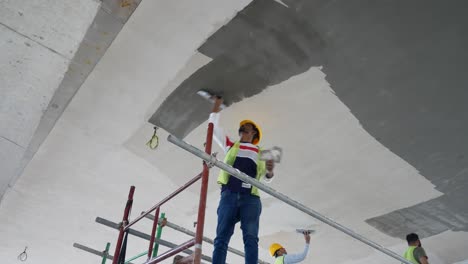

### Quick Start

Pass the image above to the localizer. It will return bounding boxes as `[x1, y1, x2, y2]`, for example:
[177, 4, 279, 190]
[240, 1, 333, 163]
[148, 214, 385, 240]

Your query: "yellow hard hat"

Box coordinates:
[269, 243, 283, 257]
[239, 119, 262, 145]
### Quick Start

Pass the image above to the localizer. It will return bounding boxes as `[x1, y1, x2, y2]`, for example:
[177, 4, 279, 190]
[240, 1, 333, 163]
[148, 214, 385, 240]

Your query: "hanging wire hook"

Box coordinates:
[17, 246, 28, 261]
[146, 127, 159, 150]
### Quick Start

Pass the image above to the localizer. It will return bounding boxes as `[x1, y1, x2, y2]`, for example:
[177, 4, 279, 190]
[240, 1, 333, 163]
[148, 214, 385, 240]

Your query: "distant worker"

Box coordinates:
[403, 233, 429, 264]
[269, 232, 311, 264]
[173, 255, 194, 264]
[210, 96, 275, 264]
[173, 255, 184, 264]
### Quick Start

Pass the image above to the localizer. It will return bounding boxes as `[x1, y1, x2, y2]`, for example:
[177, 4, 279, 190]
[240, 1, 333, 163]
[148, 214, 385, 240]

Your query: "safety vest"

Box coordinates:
[403, 246, 419, 264]
[274, 256, 285, 264]
[217, 141, 266, 196]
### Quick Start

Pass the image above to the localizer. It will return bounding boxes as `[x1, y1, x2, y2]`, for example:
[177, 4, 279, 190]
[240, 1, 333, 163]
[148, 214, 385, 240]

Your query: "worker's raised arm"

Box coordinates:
[209, 97, 233, 153]
[284, 233, 310, 264]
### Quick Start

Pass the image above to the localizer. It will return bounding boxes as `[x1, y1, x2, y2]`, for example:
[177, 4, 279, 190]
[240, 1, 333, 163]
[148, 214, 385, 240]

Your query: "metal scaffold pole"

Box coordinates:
[193, 122, 214, 264]
[112, 186, 135, 264]
[102, 242, 111, 264]
[144, 214, 270, 264]
[167, 135, 413, 264]
[152, 212, 166, 257]
[147, 207, 161, 260]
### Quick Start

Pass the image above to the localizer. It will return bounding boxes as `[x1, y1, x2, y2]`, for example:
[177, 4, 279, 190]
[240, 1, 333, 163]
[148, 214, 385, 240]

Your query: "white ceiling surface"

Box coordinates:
[0, 0, 100, 197]
[1, 1, 467, 264]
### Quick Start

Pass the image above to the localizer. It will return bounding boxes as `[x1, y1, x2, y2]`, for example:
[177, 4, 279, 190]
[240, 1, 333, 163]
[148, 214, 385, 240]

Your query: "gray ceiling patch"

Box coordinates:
[149, 0, 468, 238]
[149, 0, 324, 138]
[284, 0, 468, 238]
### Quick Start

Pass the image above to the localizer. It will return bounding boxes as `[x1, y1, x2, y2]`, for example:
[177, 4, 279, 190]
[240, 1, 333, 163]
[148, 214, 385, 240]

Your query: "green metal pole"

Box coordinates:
[123, 213, 166, 263]
[101, 242, 111, 264]
[124, 251, 148, 263]
[123, 213, 166, 264]
[152, 212, 165, 257]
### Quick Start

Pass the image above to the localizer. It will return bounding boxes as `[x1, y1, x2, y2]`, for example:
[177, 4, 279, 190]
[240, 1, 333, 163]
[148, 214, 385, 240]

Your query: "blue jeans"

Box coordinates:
[212, 190, 262, 264]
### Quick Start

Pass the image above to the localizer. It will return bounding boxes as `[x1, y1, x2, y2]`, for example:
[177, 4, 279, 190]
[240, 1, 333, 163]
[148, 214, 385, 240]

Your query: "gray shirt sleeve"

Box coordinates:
[413, 247, 428, 263]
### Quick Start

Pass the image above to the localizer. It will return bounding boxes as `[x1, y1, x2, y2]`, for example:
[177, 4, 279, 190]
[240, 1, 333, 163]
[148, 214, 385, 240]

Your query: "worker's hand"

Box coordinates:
[266, 160, 275, 178]
[212, 96, 224, 113]
[160, 217, 167, 228]
[304, 232, 311, 244]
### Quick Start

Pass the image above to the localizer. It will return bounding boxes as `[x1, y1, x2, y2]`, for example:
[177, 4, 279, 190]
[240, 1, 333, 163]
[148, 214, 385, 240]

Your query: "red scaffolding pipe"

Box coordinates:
[112, 186, 135, 264]
[147, 207, 160, 260]
[124, 173, 202, 231]
[193, 122, 214, 264]
[112, 120, 213, 263]
[144, 239, 195, 264]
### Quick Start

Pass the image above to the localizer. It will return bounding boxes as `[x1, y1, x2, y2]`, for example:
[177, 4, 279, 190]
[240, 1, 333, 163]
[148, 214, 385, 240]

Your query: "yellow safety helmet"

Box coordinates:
[269, 243, 283, 257]
[239, 119, 262, 145]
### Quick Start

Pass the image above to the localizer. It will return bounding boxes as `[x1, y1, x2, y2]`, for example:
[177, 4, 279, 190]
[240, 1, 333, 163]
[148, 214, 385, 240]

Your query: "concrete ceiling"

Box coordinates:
[0, 0, 142, 201]
[1, 0, 467, 264]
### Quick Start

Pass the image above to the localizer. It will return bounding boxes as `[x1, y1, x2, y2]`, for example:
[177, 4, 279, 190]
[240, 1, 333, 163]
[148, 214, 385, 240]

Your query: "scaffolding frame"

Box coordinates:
[167, 135, 414, 264]
[109, 122, 215, 264]
[111, 173, 206, 264]
[95, 217, 214, 263]
[75, 196, 269, 263]
[85, 116, 413, 264]
[143, 213, 269, 264]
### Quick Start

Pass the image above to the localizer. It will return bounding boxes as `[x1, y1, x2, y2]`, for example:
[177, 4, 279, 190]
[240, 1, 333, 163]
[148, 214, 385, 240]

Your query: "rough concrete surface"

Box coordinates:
[150, 0, 468, 257]
[0, 0, 100, 199]
[1, 0, 468, 264]
[7, 0, 143, 199]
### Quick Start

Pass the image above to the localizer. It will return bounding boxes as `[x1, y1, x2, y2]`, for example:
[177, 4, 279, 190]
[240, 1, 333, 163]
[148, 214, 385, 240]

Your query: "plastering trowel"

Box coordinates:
[259, 146, 283, 163]
[296, 229, 315, 235]
[197, 90, 226, 109]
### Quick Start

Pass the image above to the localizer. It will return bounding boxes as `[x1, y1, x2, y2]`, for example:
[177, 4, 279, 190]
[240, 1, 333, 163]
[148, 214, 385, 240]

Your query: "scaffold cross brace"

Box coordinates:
[204, 152, 218, 168]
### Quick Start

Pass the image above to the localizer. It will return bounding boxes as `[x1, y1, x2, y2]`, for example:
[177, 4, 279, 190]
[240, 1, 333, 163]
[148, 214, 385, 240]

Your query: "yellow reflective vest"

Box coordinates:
[217, 141, 266, 196]
[403, 246, 419, 264]
[274, 256, 285, 264]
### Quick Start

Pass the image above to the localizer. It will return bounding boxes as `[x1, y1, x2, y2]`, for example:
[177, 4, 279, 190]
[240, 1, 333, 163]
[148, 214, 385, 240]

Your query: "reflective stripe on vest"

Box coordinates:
[217, 141, 266, 196]
[274, 256, 285, 264]
[403, 246, 419, 264]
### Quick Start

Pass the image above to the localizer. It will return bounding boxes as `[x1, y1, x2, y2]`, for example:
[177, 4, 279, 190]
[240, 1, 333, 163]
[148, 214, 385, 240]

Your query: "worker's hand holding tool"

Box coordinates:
[266, 160, 275, 174]
[212, 96, 224, 113]
[303, 231, 311, 244]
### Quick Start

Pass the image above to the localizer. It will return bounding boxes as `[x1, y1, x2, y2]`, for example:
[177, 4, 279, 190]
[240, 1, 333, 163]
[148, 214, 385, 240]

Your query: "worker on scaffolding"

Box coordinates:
[209, 96, 275, 264]
[269, 232, 311, 264]
[173, 255, 193, 264]
[403, 233, 429, 264]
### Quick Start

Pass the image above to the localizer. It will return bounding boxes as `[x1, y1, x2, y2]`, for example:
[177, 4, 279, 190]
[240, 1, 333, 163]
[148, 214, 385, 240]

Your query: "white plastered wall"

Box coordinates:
[0, 0, 100, 198]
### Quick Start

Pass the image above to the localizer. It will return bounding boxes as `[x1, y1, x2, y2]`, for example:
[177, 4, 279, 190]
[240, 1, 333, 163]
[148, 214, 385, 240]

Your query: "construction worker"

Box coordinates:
[172, 255, 193, 264]
[210, 96, 275, 264]
[403, 233, 429, 264]
[269, 232, 311, 264]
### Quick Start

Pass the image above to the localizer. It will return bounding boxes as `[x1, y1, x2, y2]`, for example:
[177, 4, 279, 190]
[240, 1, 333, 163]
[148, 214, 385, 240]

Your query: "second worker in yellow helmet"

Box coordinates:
[269, 231, 311, 264]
